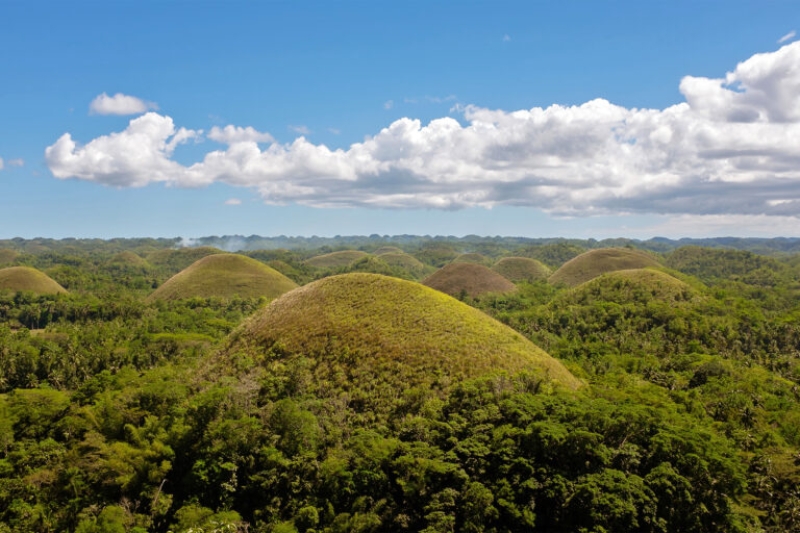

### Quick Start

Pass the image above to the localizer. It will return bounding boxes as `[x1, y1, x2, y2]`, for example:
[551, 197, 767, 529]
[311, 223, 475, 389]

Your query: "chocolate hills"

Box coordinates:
[558, 269, 696, 306]
[548, 247, 662, 287]
[0, 266, 67, 295]
[222, 273, 581, 396]
[0, 249, 18, 266]
[492, 257, 551, 283]
[304, 250, 369, 269]
[422, 262, 516, 298]
[147, 254, 298, 301]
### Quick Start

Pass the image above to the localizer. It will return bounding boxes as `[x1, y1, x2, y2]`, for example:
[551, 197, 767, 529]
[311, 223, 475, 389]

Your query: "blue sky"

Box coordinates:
[2, 1, 800, 239]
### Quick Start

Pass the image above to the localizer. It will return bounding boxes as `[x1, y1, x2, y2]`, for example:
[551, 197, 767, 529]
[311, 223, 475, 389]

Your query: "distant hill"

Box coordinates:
[304, 250, 369, 269]
[549, 248, 662, 287]
[378, 252, 427, 275]
[107, 251, 149, 268]
[452, 252, 491, 265]
[222, 273, 582, 399]
[665, 246, 788, 285]
[492, 257, 551, 283]
[423, 263, 516, 298]
[147, 254, 298, 301]
[0, 266, 67, 295]
[558, 269, 697, 306]
[0, 249, 19, 265]
[145, 246, 224, 273]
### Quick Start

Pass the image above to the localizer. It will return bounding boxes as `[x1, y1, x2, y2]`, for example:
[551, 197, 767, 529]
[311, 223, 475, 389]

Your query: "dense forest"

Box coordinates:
[2, 236, 800, 532]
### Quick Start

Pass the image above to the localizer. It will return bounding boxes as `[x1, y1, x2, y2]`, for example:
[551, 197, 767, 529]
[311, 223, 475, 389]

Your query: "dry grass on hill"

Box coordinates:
[492, 257, 551, 283]
[452, 252, 491, 265]
[107, 251, 149, 267]
[0, 249, 19, 265]
[222, 273, 582, 393]
[0, 266, 67, 295]
[558, 269, 697, 306]
[147, 254, 298, 302]
[423, 262, 516, 298]
[304, 250, 369, 269]
[548, 247, 662, 287]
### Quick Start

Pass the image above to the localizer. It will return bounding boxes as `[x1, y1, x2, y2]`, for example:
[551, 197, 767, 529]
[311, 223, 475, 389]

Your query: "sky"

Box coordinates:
[2, 1, 800, 240]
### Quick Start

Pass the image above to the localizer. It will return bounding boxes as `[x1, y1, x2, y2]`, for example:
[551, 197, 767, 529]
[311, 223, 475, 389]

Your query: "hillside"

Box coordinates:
[548, 247, 662, 286]
[0, 266, 67, 294]
[557, 269, 697, 306]
[665, 245, 788, 285]
[493, 256, 551, 282]
[304, 250, 369, 269]
[0, 249, 18, 265]
[223, 273, 581, 395]
[147, 253, 298, 301]
[423, 262, 517, 298]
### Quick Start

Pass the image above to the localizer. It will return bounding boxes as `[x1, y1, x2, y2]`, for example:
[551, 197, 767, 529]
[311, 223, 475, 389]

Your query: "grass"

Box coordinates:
[147, 253, 298, 302]
[452, 252, 491, 265]
[373, 246, 404, 255]
[0, 266, 67, 295]
[423, 262, 517, 298]
[107, 251, 149, 267]
[376, 252, 427, 273]
[145, 246, 224, 272]
[492, 257, 551, 282]
[548, 247, 662, 287]
[304, 250, 369, 269]
[223, 273, 582, 392]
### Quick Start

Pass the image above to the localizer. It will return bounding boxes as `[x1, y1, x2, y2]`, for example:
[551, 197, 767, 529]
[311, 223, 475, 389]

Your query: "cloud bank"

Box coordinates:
[89, 92, 158, 115]
[48, 43, 800, 218]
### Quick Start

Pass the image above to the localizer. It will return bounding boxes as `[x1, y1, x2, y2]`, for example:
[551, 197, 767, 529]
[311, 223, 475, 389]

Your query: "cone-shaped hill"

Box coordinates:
[107, 251, 149, 268]
[548, 247, 662, 287]
[557, 269, 697, 306]
[493, 257, 551, 283]
[452, 252, 491, 265]
[373, 246, 404, 255]
[222, 273, 582, 396]
[304, 250, 369, 269]
[423, 262, 516, 298]
[0, 266, 67, 295]
[147, 254, 298, 302]
[378, 252, 427, 276]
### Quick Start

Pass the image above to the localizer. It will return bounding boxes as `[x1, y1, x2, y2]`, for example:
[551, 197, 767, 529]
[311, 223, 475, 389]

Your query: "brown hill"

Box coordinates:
[492, 257, 551, 283]
[423, 263, 516, 298]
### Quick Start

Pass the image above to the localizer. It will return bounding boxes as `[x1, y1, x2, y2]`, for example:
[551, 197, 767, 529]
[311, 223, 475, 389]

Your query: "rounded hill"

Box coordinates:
[107, 251, 149, 268]
[147, 254, 298, 302]
[0, 267, 67, 295]
[224, 273, 581, 392]
[423, 263, 516, 298]
[559, 269, 696, 306]
[0, 249, 19, 265]
[492, 257, 551, 283]
[304, 250, 369, 269]
[548, 247, 662, 287]
[452, 252, 491, 265]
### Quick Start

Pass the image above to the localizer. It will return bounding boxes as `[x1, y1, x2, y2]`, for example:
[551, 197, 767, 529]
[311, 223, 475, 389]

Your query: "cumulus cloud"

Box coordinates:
[208, 125, 274, 144]
[224, 198, 242, 205]
[46, 42, 800, 218]
[7, 158, 24, 167]
[89, 92, 158, 115]
[779, 30, 796, 44]
[289, 125, 311, 135]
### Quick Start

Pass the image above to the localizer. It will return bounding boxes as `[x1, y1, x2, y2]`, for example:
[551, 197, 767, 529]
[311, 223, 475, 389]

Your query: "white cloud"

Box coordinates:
[289, 125, 311, 135]
[0, 158, 3, 170]
[224, 198, 242, 205]
[384, 100, 394, 110]
[779, 30, 796, 44]
[89, 92, 158, 116]
[208, 125, 274, 144]
[7, 158, 24, 167]
[328, 128, 341, 135]
[46, 42, 800, 220]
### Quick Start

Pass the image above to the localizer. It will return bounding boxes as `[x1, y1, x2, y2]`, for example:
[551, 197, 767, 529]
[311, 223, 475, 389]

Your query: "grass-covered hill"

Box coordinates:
[372, 245, 404, 255]
[147, 254, 298, 301]
[0, 266, 67, 295]
[493, 256, 551, 282]
[304, 250, 369, 269]
[665, 245, 789, 286]
[452, 252, 491, 265]
[145, 246, 224, 273]
[0, 248, 18, 265]
[548, 247, 662, 286]
[556, 269, 697, 306]
[107, 250, 149, 268]
[423, 262, 517, 298]
[222, 273, 582, 397]
[370, 251, 428, 277]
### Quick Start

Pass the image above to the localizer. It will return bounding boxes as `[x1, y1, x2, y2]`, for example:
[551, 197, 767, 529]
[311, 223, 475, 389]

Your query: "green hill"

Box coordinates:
[223, 273, 581, 395]
[0, 266, 67, 295]
[376, 252, 427, 276]
[107, 250, 149, 268]
[304, 250, 369, 269]
[558, 269, 697, 306]
[423, 262, 516, 298]
[452, 252, 491, 265]
[147, 254, 298, 302]
[492, 256, 551, 282]
[548, 247, 662, 287]
[665, 246, 787, 285]
[145, 246, 224, 273]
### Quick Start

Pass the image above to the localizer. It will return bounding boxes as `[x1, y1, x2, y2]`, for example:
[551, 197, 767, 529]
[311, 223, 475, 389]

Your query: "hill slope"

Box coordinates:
[304, 250, 369, 269]
[549, 247, 661, 287]
[147, 254, 298, 301]
[423, 262, 516, 298]
[559, 269, 696, 306]
[223, 273, 581, 394]
[493, 257, 551, 282]
[0, 266, 67, 294]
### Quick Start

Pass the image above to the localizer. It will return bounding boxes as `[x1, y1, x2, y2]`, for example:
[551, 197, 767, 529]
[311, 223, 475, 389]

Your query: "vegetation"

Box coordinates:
[3, 237, 800, 532]
[549, 247, 662, 287]
[452, 252, 491, 265]
[147, 254, 298, 302]
[423, 263, 517, 299]
[304, 251, 369, 269]
[492, 257, 551, 283]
